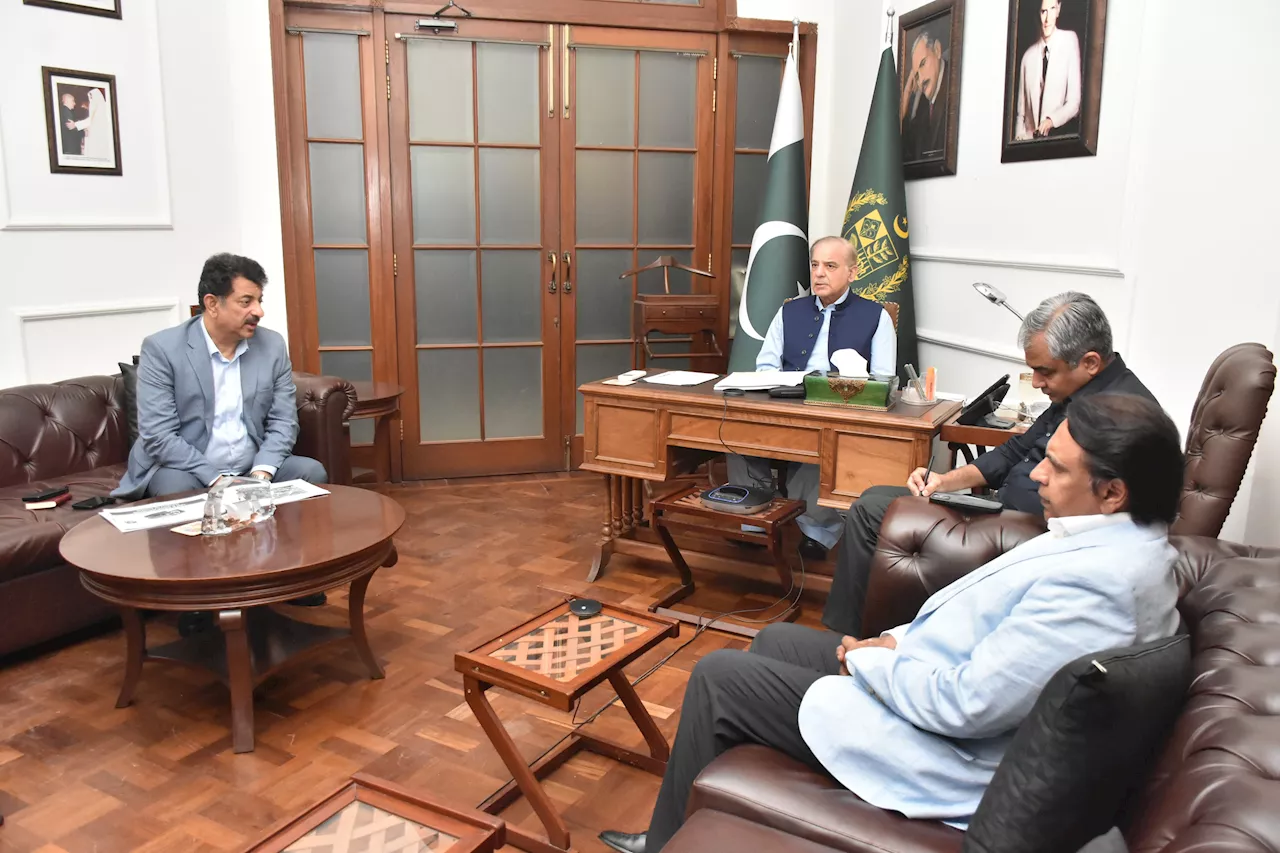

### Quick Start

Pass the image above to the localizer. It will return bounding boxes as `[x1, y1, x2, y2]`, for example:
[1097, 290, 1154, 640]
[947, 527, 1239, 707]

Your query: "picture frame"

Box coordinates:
[897, 0, 965, 180]
[42, 66, 122, 176]
[23, 0, 121, 19]
[1001, 0, 1108, 163]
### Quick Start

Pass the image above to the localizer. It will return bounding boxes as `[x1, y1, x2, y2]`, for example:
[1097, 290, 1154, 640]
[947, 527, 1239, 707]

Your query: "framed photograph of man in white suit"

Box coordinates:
[1001, 0, 1107, 162]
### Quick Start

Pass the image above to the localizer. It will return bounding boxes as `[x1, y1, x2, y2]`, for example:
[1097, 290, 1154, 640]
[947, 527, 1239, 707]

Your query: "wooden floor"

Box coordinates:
[0, 474, 829, 852]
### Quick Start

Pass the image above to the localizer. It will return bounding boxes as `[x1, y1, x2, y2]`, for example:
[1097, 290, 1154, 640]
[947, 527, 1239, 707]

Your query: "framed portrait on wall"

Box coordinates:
[1001, 0, 1108, 162]
[42, 67, 122, 176]
[897, 0, 965, 180]
[23, 0, 121, 19]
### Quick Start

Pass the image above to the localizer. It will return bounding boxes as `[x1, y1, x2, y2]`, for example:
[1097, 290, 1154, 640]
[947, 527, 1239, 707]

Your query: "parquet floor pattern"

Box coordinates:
[0, 474, 827, 853]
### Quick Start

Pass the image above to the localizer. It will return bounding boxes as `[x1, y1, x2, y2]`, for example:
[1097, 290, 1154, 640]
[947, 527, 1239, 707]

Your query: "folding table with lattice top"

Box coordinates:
[455, 601, 679, 853]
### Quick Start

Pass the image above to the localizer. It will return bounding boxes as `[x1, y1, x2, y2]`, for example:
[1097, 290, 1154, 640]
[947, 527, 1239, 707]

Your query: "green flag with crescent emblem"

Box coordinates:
[728, 41, 809, 372]
[842, 47, 917, 382]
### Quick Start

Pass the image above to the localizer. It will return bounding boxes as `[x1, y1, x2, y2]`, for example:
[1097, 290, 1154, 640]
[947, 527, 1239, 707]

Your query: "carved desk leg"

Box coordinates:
[588, 474, 618, 582]
[219, 609, 256, 754]
[115, 606, 146, 709]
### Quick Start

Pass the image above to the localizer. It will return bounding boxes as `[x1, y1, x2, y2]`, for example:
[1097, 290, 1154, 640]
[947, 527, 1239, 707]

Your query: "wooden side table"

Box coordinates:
[249, 773, 505, 852]
[456, 602, 679, 853]
[939, 415, 1030, 468]
[650, 484, 806, 638]
[349, 381, 403, 485]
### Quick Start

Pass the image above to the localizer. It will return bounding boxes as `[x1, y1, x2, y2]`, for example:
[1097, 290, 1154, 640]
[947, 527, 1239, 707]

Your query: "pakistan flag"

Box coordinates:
[729, 42, 808, 372]
[842, 47, 917, 381]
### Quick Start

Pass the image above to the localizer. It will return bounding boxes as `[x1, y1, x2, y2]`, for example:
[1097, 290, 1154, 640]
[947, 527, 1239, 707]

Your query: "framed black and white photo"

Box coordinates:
[1001, 0, 1107, 162]
[23, 0, 121, 19]
[42, 67, 122, 176]
[898, 0, 965, 180]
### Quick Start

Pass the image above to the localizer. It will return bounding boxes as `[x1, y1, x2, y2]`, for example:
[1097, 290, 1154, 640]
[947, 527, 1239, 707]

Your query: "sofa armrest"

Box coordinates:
[861, 497, 1046, 637]
[292, 372, 356, 486]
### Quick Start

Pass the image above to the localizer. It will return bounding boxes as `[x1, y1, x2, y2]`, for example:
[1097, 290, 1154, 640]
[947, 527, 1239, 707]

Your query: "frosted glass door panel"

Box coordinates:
[734, 56, 783, 151]
[320, 350, 373, 444]
[479, 149, 540, 245]
[303, 33, 362, 140]
[480, 250, 541, 343]
[477, 43, 540, 144]
[415, 250, 478, 344]
[576, 250, 633, 340]
[638, 152, 693, 245]
[576, 49, 635, 146]
[576, 151, 634, 244]
[639, 53, 696, 148]
[407, 40, 474, 143]
[309, 143, 368, 245]
[484, 347, 543, 438]
[314, 249, 372, 346]
[411, 146, 476, 245]
[418, 349, 481, 441]
[731, 153, 767, 245]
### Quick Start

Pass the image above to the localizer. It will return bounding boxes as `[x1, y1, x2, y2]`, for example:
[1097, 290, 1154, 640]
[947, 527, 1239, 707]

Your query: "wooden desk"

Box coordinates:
[579, 378, 961, 578]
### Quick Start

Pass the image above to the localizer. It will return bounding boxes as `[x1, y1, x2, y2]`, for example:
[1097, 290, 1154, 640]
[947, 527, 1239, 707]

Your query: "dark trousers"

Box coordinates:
[646, 623, 843, 852]
[821, 485, 910, 638]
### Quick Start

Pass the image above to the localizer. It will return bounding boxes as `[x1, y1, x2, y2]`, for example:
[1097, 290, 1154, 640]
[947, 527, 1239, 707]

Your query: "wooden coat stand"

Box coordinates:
[621, 256, 722, 371]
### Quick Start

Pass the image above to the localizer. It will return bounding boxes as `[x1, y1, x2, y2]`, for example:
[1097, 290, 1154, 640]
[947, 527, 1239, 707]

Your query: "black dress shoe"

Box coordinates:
[288, 593, 327, 607]
[599, 830, 646, 853]
[798, 536, 827, 562]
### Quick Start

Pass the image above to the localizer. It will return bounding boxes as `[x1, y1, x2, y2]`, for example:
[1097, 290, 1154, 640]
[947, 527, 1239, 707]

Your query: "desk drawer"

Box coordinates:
[827, 430, 917, 501]
[669, 413, 820, 462]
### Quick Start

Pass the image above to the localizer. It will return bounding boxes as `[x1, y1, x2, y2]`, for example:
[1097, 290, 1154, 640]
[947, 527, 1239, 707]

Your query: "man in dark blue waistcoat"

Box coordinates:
[727, 236, 897, 560]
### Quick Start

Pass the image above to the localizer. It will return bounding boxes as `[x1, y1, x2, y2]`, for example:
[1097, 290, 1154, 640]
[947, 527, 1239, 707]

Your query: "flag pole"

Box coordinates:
[884, 7, 896, 49]
[791, 17, 799, 58]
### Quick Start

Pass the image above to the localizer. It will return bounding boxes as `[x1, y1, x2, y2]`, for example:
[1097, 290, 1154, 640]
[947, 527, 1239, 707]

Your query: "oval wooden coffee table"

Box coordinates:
[59, 484, 405, 753]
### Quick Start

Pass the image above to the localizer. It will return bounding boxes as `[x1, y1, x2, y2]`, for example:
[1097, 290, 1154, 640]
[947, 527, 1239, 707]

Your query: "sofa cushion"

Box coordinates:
[963, 635, 1192, 853]
[664, 808, 843, 853]
[118, 356, 140, 448]
[690, 745, 962, 853]
[0, 465, 126, 583]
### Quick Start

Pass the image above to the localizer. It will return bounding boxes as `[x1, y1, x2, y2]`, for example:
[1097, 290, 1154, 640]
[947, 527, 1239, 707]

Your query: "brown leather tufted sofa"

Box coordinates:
[669, 506, 1280, 852]
[0, 372, 356, 659]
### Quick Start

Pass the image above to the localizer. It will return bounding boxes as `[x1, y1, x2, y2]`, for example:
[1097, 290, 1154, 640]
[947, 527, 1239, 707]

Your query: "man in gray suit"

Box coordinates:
[114, 253, 327, 499]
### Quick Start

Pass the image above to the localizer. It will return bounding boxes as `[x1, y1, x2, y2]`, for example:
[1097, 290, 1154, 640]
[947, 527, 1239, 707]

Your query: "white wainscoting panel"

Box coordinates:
[16, 300, 180, 384]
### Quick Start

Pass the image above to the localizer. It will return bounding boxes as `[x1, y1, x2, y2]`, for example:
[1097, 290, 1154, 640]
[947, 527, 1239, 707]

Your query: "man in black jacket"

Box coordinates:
[822, 291, 1158, 637]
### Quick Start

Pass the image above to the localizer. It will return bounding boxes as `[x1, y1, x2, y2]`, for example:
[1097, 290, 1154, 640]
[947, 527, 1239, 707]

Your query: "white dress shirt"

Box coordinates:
[756, 289, 897, 377]
[201, 323, 274, 483]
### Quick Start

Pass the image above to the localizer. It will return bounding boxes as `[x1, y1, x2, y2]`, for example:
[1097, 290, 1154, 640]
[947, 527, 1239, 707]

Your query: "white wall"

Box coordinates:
[797, 0, 1280, 543]
[0, 0, 286, 388]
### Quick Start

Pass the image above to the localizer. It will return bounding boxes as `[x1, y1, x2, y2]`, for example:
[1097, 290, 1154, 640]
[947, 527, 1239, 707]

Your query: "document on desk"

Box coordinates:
[641, 371, 719, 387]
[713, 371, 807, 391]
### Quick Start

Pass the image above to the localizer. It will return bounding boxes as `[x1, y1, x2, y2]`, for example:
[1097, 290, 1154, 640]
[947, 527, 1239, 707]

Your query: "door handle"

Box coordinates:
[562, 251, 572, 293]
[548, 251, 557, 293]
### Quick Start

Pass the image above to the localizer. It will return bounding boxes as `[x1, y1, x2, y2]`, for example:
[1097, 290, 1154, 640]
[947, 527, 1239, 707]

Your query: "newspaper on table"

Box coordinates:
[99, 479, 330, 533]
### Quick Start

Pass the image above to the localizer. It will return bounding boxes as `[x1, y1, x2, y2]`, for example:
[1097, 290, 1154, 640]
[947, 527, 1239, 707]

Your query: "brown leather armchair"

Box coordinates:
[0, 371, 356, 659]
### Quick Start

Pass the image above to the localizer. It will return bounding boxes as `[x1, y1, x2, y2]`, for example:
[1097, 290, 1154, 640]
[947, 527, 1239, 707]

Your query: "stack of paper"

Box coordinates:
[713, 371, 807, 391]
[640, 371, 718, 387]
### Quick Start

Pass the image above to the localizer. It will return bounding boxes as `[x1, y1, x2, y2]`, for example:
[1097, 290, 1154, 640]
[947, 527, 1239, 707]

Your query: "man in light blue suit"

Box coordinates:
[600, 393, 1183, 853]
[114, 253, 326, 500]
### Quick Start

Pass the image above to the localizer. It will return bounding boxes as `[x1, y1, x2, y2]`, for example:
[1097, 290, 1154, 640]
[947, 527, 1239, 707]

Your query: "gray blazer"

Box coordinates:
[113, 316, 299, 499]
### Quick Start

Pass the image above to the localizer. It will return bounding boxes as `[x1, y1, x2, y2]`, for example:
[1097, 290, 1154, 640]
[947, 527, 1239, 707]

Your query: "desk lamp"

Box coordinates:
[972, 282, 1025, 321]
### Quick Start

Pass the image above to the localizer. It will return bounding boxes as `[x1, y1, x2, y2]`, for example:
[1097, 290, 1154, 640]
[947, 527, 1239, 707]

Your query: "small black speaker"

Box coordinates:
[700, 484, 773, 514]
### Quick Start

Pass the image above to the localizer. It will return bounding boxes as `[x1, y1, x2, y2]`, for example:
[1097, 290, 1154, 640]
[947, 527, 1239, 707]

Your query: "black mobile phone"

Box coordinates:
[72, 495, 116, 510]
[23, 486, 69, 503]
[929, 492, 1004, 514]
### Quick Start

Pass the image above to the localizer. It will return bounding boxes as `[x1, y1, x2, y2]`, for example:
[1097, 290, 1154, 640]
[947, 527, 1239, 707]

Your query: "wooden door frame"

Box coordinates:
[386, 16, 564, 478]
[281, 0, 729, 33]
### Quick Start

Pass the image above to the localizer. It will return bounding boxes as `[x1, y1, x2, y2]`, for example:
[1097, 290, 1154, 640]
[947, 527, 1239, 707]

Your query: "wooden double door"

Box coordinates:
[282, 8, 716, 478]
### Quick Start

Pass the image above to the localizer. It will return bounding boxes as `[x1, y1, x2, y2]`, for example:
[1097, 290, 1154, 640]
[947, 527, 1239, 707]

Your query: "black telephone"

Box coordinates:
[956, 374, 1014, 428]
